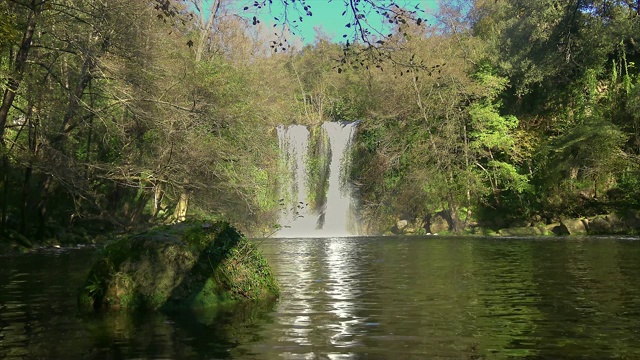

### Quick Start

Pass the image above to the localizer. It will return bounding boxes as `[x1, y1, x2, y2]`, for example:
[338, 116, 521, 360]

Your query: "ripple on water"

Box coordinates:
[2, 238, 640, 359]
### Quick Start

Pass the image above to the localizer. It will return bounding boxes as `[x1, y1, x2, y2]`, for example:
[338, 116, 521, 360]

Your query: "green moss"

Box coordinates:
[78, 221, 278, 311]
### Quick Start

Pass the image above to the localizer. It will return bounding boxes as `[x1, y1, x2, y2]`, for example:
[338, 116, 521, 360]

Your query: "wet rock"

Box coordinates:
[588, 216, 612, 234]
[623, 210, 640, 230]
[396, 220, 408, 231]
[78, 221, 279, 311]
[546, 223, 563, 235]
[391, 219, 413, 235]
[428, 214, 449, 234]
[558, 218, 588, 235]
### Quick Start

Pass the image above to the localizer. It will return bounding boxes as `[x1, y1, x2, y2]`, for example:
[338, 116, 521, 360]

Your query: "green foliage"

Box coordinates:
[305, 127, 330, 209]
[608, 167, 640, 209]
[486, 161, 530, 193]
[0, 4, 20, 51]
[1, 0, 639, 240]
[545, 119, 626, 182]
[469, 102, 518, 154]
[471, 63, 510, 99]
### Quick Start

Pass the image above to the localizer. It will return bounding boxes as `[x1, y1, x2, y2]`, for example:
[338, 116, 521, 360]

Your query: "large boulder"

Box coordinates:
[588, 216, 612, 234]
[78, 221, 279, 311]
[392, 219, 409, 234]
[428, 213, 449, 234]
[558, 218, 588, 235]
[623, 210, 640, 230]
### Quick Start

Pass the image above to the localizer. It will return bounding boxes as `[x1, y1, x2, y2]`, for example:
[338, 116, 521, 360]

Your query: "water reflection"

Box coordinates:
[3, 237, 640, 359]
[274, 237, 316, 349]
[258, 236, 640, 359]
[324, 238, 363, 349]
[263, 237, 366, 358]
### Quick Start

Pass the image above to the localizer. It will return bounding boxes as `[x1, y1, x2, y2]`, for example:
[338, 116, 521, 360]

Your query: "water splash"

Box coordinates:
[276, 122, 360, 238]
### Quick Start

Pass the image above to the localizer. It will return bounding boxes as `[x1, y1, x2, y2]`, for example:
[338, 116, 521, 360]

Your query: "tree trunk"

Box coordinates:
[0, 5, 38, 143]
[33, 55, 93, 237]
[1, 154, 8, 230]
[0, 4, 38, 230]
[463, 122, 472, 228]
[152, 182, 165, 218]
[194, 0, 221, 62]
[51, 56, 94, 149]
[84, 80, 94, 179]
[173, 191, 190, 222]
[36, 175, 54, 239]
[19, 103, 37, 235]
[127, 188, 151, 226]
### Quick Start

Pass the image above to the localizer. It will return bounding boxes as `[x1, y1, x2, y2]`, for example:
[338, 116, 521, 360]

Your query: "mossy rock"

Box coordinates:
[498, 226, 550, 236]
[78, 221, 279, 311]
[558, 218, 588, 236]
[0, 230, 33, 254]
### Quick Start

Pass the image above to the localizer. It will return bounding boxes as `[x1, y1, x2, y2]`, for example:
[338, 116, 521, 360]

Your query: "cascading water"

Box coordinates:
[276, 125, 314, 235]
[320, 122, 359, 236]
[276, 121, 360, 238]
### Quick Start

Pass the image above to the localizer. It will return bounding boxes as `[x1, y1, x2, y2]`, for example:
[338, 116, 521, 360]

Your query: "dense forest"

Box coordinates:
[1, 0, 639, 244]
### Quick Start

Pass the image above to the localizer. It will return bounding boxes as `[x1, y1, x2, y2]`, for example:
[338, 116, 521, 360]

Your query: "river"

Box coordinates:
[1, 236, 640, 359]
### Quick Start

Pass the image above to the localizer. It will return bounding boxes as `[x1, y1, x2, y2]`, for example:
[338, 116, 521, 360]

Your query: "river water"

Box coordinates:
[1, 236, 640, 359]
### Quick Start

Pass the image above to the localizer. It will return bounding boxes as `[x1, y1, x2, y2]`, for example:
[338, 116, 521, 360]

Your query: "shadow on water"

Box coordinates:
[0, 246, 280, 359]
[80, 299, 278, 359]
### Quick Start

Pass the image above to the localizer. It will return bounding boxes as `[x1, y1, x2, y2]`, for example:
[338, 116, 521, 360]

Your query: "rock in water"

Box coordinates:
[558, 218, 588, 235]
[78, 221, 279, 311]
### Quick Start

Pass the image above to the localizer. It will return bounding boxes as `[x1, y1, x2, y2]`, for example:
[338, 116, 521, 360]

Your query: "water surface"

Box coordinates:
[1, 236, 640, 359]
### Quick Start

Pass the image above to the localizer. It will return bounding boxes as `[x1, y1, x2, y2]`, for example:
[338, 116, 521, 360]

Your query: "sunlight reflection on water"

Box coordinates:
[3, 237, 640, 359]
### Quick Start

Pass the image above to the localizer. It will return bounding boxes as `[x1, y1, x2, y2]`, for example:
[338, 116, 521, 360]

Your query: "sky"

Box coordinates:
[233, 0, 439, 46]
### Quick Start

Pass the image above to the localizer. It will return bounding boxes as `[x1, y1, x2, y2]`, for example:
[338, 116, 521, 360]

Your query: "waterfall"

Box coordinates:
[276, 121, 360, 237]
[276, 125, 315, 234]
[320, 122, 358, 236]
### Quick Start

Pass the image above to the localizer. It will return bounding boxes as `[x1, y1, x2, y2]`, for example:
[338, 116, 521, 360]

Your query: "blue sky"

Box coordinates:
[235, 0, 438, 45]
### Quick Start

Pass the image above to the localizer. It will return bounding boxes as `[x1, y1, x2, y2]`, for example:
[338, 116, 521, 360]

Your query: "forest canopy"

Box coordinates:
[0, 0, 639, 241]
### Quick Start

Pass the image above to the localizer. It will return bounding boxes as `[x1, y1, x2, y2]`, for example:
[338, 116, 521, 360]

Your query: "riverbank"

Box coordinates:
[387, 210, 640, 237]
[0, 225, 122, 255]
